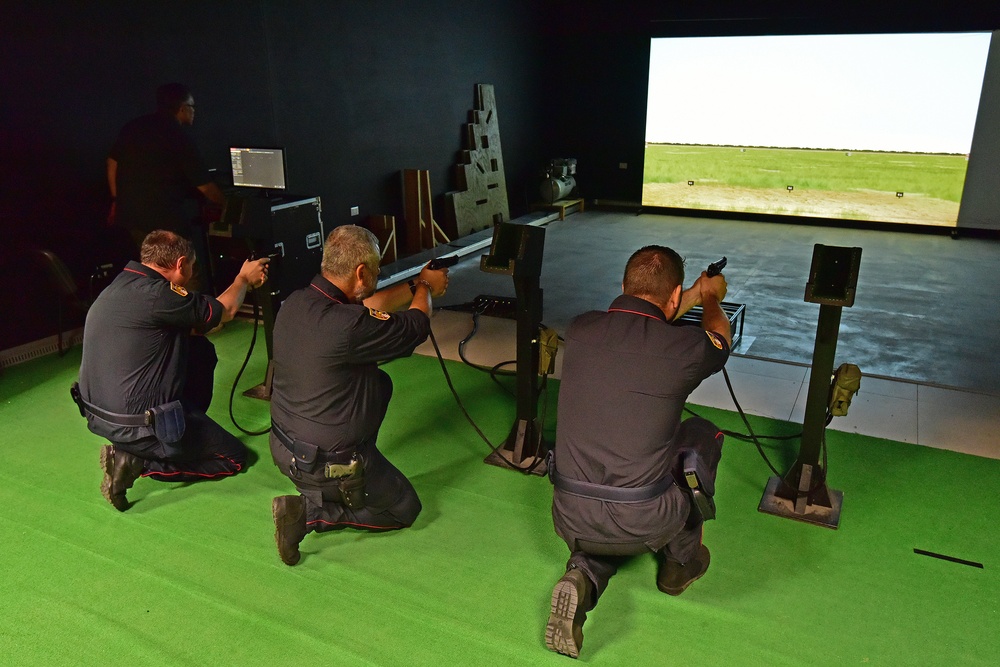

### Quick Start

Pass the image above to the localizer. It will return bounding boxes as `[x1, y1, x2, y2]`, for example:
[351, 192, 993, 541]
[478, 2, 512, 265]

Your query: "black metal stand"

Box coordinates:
[758, 244, 862, 529]
[243, 281, 279, 401]
[758, 304, 844, 528]
[243, 359, 275, 400]
[481, 222, 549, 476]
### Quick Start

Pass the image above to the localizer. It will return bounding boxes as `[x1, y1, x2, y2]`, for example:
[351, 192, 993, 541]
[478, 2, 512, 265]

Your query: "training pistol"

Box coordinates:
[427, 255, 459, 270]
[707, 257, 727, 277]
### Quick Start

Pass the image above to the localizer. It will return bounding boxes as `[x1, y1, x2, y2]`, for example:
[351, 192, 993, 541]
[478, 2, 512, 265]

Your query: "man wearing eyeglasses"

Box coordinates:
[107, 82, 224, 288]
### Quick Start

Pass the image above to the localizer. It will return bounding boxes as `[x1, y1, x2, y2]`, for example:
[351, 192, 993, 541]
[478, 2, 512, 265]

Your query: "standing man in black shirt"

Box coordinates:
[268, 225, 449, 566]
[107, 82, 224, 287]
[544, 245, 731, 658]
[75, 230, 269, 511]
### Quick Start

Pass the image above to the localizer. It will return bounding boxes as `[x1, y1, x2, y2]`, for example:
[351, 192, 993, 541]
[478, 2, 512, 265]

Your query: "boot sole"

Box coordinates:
[272, 497, 303, 566]
[99, 445, 128, 511]
[545, 574, 583, 658]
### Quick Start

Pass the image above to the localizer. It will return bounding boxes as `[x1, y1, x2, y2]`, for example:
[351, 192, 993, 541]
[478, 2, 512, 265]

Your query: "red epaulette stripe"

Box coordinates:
[310, 283, 344, 304]
[608, 307, 663, 322]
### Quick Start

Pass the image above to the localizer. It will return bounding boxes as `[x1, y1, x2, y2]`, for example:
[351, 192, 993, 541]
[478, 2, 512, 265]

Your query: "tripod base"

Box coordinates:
[242, 361, 274, 401]
[758, 475, 843, 529]
[484, 418, 549, 476]
[484, 447, 548, 476]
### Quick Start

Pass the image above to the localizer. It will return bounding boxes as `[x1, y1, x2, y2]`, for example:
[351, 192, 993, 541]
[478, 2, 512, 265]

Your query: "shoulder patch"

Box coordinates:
[170, 283, 189, 297]
[706, 331, 724, 349]
[367, 307, 390, 321]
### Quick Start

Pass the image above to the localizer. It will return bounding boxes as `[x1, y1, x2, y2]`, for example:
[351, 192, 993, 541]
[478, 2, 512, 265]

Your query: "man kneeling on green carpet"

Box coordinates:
[268, 225, 449, 565]
[545, 245, 731, 658]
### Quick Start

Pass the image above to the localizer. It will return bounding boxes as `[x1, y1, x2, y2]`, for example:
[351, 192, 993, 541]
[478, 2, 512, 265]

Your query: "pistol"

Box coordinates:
[427, 255, 458, 270]
[707, 257, 727, 277]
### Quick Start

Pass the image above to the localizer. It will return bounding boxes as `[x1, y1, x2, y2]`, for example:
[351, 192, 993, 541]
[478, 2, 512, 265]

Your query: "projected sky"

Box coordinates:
[646, 33, 992, 154]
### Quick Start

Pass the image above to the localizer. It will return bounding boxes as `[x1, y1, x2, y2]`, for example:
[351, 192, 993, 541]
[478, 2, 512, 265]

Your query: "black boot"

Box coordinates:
[545, 568, 592, 658]
[272, 495, 308, 566]
[657, 544, 711, 596]
[99, 445, 144, 511]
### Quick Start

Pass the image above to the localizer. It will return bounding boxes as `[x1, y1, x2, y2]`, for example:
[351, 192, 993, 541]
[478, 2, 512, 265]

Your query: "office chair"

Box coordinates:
[31, 249, 112, 356]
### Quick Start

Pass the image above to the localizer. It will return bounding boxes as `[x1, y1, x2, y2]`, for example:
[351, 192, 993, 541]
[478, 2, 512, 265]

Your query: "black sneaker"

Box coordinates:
[99, 445, 143, 511]
[545, 568, 591, 658]
[657, 544, 711, 596]
[272, 495, 307, 566]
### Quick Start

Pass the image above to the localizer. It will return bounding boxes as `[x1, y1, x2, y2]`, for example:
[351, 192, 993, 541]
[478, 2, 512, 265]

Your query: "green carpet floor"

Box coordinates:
[1, 319, 997, 665]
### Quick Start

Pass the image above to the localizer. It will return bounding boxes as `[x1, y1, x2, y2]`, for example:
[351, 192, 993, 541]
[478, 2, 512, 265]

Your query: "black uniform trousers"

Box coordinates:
[269, 373, 421, 532]
[565, 417, 724, 602]
[270, 435, 421, 532]
[113, 335, 247, 481]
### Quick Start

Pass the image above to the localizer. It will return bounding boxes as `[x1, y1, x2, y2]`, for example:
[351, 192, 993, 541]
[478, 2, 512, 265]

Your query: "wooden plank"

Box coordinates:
[366, 214, 397, 265]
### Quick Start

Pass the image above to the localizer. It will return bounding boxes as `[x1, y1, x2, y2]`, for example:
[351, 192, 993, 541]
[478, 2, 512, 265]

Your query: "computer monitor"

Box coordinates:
[229, 147, 287, 190]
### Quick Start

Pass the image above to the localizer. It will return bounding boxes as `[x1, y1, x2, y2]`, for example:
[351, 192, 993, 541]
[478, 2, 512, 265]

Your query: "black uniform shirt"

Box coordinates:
[109, 112, 211, 236]
[79, 261, 223, 417]
[269, 275, 431, 450]
[552, 294, 729, 544]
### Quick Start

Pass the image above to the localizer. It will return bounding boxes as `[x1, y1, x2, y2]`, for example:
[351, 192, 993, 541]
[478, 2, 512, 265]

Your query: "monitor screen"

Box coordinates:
[229, 147, 287, 190]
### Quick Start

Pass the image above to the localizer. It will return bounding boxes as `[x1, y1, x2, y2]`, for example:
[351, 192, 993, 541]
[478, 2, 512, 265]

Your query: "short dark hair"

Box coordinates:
[140, 230, 193, 269]
[622, 245, 685, 303]
[156, 83, 192, 114]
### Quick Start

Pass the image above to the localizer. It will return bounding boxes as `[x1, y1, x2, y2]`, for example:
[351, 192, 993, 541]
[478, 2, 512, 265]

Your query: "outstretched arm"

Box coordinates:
[364, 263, 449, 317]
[216, 258, 269, 322]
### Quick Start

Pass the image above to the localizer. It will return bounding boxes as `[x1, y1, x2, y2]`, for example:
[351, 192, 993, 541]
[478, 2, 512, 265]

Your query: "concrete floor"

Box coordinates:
[392, 209, 1000, 459]
[432, 210, 1000, 395]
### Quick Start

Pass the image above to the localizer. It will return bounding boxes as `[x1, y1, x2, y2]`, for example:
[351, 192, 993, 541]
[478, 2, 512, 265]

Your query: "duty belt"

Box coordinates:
[548, 451, 675, 503]
[70, 382, 150, 426]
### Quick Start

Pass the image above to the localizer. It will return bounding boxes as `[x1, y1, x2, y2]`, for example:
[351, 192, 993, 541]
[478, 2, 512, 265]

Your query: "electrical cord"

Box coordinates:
[228, 290, 271, 437]
[458, 309, 516, 396]
[684, 365, 832, 497]
[427, 324, 549, 475]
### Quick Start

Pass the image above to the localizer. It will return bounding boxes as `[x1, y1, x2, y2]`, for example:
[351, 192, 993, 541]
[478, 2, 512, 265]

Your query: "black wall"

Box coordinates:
[1, 0, 546, 351]
[3, 1, 999, 353]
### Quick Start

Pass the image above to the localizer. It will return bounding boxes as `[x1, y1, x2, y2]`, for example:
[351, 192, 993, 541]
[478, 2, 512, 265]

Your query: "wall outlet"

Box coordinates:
[619, 162, 628, 169]
[350, 206, 359, 216]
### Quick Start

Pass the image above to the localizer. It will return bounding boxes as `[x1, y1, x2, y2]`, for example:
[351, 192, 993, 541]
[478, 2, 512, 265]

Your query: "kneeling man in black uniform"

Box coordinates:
[269, 225, 449, 566]
[545, 245, 731, 658]
[75, 230, 269, 510]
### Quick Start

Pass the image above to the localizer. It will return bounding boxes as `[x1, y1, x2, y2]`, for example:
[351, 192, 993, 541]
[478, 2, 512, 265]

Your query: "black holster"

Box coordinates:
[148, 401, 185, 443]
[327, 458, 366, 510]
[71, 382, 185, 443]
[273, 421, 367, 509]
[272, 421, 321, 477]
[680, 449, 716, 522]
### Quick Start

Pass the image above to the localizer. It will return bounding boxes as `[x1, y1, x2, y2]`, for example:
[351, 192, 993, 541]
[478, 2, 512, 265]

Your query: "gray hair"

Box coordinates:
[321, 225, 381, 279]
[140, 230, 194, 269]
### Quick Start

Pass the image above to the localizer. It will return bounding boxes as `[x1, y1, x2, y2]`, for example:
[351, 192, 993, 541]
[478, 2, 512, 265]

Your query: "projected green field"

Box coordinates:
[642, 144, 969, 226]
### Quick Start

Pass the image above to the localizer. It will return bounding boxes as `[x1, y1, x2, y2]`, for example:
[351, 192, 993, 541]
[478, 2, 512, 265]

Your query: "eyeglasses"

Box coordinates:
[184, 103, 196, 110]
